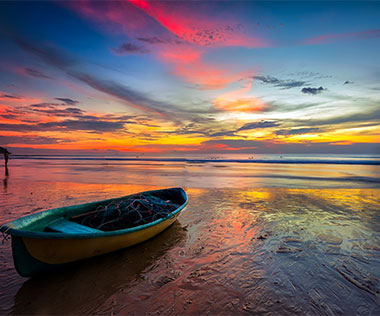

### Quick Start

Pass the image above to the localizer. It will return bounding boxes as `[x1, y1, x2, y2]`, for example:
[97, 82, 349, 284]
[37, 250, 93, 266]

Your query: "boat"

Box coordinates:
[0, 187, 188, 277]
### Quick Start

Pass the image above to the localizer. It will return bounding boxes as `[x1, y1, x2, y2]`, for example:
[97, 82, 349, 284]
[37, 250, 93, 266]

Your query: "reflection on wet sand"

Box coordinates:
[1, 181, 380, 315]
[11, 221, 186, 316]
[3, 167, 8, 193]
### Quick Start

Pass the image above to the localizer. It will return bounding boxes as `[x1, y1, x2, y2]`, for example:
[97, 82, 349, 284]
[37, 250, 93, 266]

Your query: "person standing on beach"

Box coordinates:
[0, 147, 10, 166]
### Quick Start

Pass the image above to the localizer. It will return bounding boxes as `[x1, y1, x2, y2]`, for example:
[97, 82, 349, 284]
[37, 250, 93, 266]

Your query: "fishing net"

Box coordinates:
[73, 193, 179, 231]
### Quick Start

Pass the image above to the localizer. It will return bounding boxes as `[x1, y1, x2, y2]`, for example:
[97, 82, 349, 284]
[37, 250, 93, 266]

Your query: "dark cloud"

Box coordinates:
[0, 135, 67, 145]
[68, 72, 173, 117]
[111, 43, 149, 54]
[0, 114, 17, 120]
[275, 127, 320, 136]
[344, 80, 354, 85]
[301, 86, 326, 95]
[237, 121, 279, 131]
[0, 94, 21, 99]
[137, 37, 183, 45]
[253, 75, 307, 89]
[209, 130, 237, 137]
[24, 67, 51, 79]
[30, 103, 57, 108]
[28, 103, 85, 117]
[208, 120, 278, 138]
[254, 75, 281, 84]
[33, 107, 84, 117]
[55, 98, 79, 105]
[14, 36, 74, 69]
[0, 119, 125, 133]
[10, 35, 183, 119]
[40, 120, 125, 132]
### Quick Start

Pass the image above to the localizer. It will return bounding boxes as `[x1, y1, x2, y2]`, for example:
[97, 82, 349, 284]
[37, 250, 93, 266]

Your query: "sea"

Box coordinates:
[3, 153, 380, 189]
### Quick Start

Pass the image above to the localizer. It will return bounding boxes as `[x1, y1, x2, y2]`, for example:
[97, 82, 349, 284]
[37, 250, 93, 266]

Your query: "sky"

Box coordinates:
[0, 0, 379, 156]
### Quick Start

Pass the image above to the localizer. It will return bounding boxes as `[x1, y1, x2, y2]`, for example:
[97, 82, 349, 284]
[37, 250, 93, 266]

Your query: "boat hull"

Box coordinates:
[2, 188, 187, 277]
[12, 213, 179, 277]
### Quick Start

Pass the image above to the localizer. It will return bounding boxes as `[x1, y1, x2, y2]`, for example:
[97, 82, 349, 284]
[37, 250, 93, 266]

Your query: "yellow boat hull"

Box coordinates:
[22, 213, 179, 265]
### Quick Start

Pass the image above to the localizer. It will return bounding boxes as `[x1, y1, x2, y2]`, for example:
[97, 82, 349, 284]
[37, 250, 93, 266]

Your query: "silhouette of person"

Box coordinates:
[0, 147, 10, 167]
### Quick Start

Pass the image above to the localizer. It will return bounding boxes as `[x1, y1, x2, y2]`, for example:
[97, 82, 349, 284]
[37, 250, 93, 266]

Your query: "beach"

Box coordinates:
[1, 156, 380, 315]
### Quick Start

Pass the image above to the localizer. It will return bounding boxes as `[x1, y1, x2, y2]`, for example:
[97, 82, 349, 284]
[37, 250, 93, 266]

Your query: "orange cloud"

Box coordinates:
[213, 80, 266, 112]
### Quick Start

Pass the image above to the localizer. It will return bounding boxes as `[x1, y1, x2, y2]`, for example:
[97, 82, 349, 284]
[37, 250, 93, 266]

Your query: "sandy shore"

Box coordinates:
[1, 178, 380, 315]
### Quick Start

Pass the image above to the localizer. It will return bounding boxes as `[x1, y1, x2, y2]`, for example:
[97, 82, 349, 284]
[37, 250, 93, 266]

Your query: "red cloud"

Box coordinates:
[128, 0, 269, 48]
[304, 28, 380, 45]
[69, 1, 268, 90]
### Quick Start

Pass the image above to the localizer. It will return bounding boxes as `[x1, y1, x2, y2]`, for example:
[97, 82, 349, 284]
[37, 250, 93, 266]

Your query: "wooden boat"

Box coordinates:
[0, 187, 188, 277]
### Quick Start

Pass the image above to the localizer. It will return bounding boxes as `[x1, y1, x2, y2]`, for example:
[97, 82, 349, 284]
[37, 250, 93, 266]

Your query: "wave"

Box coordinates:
[10, 155, 380, 166]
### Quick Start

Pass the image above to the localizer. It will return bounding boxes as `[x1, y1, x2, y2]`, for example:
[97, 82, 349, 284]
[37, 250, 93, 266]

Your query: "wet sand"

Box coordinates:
[1, 158, 380, 315]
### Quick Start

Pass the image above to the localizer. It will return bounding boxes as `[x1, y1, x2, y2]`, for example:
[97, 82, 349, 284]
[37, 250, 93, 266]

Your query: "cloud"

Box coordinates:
[237, 121, 279, 131]
[213, 97, 265, 112]
[14, 36, 75, 69]
[0, 119, 126, 133]
[0, 101, 145, 134]
[209, 130, 237, 137]
[253, 75, 307, 89]
[303, 28, 380, 45]
[137, 36, 183, 45]
[55, 98, 79, 105]
[0, 135, 68, 145]
[0, 94, 21, 99]
[111, 42, 149, 54]
[128, 0, 269, 48]
[24, 67, 51, 79]
[69, 0, 267, 90]
[40, 120, 126, 132]
[69, 71, 174, 117]
[213, 79, 267, 112]
[291, 106, 380, 127]
[208, 120, 278, 138]
[301, 86, 326, 95]
[344, 80, 354, 85]
[157, 45, 247, 90]
[275, 127, 320, 136]
[10, 34, 184, 119]
[32, 106, 84, 117]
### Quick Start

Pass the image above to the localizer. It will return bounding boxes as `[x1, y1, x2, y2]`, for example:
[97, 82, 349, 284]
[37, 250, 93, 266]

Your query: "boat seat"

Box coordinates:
[46, 218, 100, 234]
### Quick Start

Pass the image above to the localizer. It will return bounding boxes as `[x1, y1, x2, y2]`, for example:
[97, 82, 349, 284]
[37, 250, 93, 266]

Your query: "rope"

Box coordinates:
[0, 225, 11, 244]
[73, 193, 179, 231]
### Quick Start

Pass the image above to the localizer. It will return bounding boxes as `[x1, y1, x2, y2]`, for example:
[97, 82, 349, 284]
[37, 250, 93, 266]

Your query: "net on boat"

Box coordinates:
[73, 193, 180, 231]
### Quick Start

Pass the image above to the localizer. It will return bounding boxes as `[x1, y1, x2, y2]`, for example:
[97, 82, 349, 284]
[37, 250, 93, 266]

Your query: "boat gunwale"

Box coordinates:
[1, 188, 188, 240]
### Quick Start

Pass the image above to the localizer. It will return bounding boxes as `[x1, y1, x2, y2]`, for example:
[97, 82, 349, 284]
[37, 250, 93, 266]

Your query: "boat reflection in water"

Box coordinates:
[11, 221, 187, 315]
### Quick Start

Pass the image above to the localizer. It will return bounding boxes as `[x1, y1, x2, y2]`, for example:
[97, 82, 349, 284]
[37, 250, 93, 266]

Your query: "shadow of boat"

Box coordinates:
[10, 221, 187, 315]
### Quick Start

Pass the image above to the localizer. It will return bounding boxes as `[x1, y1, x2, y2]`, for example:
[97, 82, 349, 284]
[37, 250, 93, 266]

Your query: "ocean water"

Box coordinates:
[1, 154, 380, 315]
[4, 153, 380, 189]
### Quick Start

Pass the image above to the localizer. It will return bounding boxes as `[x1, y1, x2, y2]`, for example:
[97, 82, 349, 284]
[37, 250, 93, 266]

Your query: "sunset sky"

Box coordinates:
[0, 1, 379, 155]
